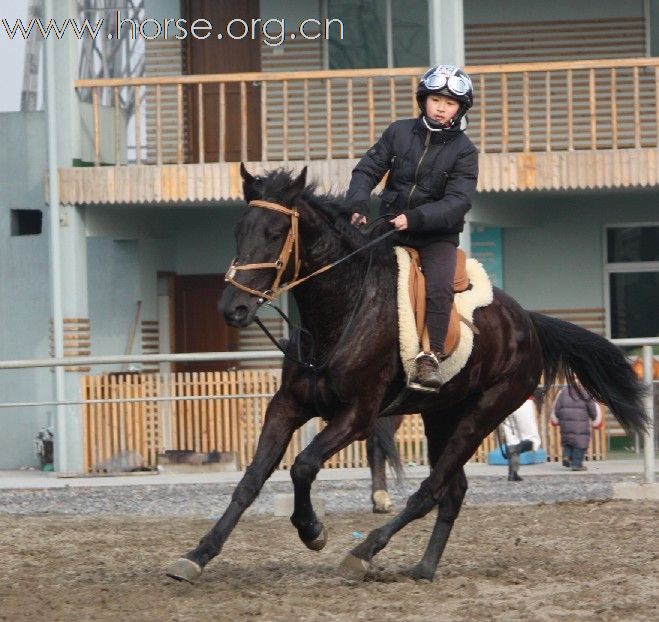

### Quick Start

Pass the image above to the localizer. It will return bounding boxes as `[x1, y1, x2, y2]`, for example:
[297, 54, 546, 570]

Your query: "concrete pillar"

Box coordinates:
[45, 0, 88, 473]
[428, 1, 468, 252]
[55, 206, 89, 474]
[428, 0, 465, 67]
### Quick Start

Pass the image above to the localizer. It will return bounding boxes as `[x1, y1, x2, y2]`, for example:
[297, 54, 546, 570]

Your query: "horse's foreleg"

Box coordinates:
[166, 393, 307, 583]
[289, 409, 365, 550]
[410, 468, 467, 581]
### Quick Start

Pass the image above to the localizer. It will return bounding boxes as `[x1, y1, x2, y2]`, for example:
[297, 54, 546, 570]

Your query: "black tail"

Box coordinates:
[529, 312, 648, 436]
[371, 417, 404, 484]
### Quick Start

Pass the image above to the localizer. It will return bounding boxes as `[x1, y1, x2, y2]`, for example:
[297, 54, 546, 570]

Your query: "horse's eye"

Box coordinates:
[266, 230, 284, 242]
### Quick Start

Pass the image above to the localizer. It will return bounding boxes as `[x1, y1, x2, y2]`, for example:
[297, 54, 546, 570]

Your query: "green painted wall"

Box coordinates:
[497, 190, 659, 311]
[0, 112, 52, 469]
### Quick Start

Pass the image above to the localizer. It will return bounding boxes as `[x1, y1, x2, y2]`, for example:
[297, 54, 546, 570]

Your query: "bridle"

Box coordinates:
[224, 199, 350, 302]
[224, 197, 398, 375]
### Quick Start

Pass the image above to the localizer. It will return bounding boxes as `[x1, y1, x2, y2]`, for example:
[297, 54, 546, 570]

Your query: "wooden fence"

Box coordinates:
[81, 370, 607, 473]
[76, 57, 659, 166]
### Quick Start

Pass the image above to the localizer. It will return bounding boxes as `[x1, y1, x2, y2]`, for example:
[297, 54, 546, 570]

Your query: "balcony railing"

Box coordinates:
[75, 57, 659, 167]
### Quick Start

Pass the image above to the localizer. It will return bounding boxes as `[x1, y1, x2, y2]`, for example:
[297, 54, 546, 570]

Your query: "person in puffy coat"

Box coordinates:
[502, 396, 542, 481]
[551, 384, 602, 471]
[344, 64, 479, 390]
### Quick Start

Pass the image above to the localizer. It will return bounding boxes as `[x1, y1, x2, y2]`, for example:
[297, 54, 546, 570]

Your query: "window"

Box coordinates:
[605, 224, 659, 339]
[10, 209, 43, 236]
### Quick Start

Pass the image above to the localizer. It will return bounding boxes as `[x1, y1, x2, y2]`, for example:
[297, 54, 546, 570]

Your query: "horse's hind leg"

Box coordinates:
[367, 415, 401, 513]
[367, 434, 391, 513]
[166, 393, 307, 582]
[339, 385, 524, 581]
[410, 467, 467, 581]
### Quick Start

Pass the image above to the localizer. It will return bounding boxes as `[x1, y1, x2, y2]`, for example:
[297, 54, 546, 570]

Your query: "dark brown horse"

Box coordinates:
[166, 166, 647, 583]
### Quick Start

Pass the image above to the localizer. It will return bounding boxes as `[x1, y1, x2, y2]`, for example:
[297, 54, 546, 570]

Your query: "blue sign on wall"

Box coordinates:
[471, 225, 503, 289]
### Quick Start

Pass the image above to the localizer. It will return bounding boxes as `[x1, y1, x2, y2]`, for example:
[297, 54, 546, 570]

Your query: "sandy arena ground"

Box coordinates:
[1, 500, 657, 621]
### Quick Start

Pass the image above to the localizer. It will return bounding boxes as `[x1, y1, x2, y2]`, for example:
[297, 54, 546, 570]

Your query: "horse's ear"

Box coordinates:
[240, 162, 255, 184]
[291, 166, 307, 193]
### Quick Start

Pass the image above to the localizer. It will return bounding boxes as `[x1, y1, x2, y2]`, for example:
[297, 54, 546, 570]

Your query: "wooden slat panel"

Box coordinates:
[81, 371, 610, 473]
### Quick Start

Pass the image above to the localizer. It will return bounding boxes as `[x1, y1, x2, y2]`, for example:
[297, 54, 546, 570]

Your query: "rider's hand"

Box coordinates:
[389, 214, 408, 231]
[351, 213, 367, 226]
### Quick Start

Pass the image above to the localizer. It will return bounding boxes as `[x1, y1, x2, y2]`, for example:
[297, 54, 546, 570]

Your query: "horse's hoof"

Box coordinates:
[410, 563, 435, 582]
[372, 490, 393, 513]
[166, 558, 203, 583]
[305, 524, 328, 551]
[338, 553, 370, 581]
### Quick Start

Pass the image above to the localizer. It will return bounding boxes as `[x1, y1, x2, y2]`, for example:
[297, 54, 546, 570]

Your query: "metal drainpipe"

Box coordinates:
[44, 0, 67, 471]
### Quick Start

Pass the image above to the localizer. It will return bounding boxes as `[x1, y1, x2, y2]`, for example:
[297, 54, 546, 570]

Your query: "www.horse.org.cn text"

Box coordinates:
[1, 12, 345, 47]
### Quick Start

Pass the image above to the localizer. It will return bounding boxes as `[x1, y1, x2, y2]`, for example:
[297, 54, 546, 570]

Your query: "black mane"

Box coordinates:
[256, 168, 394, 257]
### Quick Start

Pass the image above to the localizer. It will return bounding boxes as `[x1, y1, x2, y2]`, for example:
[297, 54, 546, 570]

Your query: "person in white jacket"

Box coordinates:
[502, 395, 542, 481]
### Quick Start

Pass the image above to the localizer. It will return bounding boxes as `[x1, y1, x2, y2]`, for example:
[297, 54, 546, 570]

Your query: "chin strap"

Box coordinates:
[422, 116, 449, 131]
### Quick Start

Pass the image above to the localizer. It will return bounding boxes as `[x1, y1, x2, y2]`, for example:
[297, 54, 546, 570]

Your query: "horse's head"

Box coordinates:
[219, 164, 308, 327]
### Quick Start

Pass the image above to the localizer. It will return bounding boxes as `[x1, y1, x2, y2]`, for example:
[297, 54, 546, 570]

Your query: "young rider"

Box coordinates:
[344, 64, 479, 389]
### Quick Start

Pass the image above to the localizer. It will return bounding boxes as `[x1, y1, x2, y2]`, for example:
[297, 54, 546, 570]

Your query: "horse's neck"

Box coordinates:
[294, 208, 366, 347]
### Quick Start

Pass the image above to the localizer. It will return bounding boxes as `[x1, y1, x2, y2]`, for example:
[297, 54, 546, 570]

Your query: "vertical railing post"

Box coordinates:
[240, 80, 248, 163]
[325, 78, 333, 159]
[545, 72, 551, 151]
[655, 67, 659, 148]
[303, 79, 310, 160]
[155, 84, 162, 166]
[92, 87, 100, 166]
[501, 74, 508, 152]
[589, 68, 597, 150]
[347, 78, 354, 158]
[260, 80, 267, 161]
[611, 68, 618, 149]
[633, 66, 641, 149]
[522, 71, 530, 152]
[283, 80, 289, 161]
[197, 83, 205, 164]
[567, 69, 573, 150]
[176, 83, 183, 164]
[479, 74, 486, 153]
[113, 87, 120, 165]
[219, 82, 226, 163]
[642, 345, 656, 484]
[134, 84, 142, 164]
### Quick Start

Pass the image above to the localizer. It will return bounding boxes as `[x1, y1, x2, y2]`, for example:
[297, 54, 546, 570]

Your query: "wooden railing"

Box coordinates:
[76, 57, 659, 166]
[81, 370, 607, 473]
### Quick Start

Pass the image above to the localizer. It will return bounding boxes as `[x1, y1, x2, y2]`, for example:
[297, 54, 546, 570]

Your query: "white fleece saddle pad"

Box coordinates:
[395, 247, 494, 385]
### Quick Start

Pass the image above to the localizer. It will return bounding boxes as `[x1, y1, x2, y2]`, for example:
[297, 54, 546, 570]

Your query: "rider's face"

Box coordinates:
[424, 95, 460, 126]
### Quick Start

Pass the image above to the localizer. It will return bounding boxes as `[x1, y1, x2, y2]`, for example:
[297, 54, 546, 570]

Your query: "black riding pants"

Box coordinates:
[413, 240, 457, 354]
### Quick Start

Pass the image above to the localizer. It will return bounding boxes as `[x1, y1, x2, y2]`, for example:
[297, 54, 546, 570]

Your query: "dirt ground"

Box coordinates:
[1, 500, 657, 622]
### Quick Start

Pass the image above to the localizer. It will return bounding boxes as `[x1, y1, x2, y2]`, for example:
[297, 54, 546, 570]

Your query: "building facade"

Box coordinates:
[0, 0, 657, 470]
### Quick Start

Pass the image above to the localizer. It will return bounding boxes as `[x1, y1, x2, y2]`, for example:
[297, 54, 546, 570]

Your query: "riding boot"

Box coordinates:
[411, 351, 446, 389]
[507, 445, 522, 481]
[518, 439, 534, 454]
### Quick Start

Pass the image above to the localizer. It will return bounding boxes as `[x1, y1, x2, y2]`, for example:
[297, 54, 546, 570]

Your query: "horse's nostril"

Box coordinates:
[232, 306, 249, 322]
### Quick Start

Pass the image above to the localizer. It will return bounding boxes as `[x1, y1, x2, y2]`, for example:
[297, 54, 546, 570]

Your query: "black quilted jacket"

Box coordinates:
[344, 116, 478, 245]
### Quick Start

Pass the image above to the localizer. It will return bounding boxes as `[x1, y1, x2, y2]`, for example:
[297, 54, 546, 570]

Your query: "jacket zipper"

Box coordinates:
[406, 132, 431, 211]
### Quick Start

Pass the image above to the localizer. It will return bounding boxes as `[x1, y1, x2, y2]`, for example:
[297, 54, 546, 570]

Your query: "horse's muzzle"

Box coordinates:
[219, 289, 257, 328]
[224, 304, 250, 327]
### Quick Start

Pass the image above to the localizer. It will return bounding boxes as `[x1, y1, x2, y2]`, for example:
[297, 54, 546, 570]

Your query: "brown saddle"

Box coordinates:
[404, 247, 469, 357]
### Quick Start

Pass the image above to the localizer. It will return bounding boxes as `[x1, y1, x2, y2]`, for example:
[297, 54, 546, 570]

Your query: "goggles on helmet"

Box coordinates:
[421, 66, 472, 97]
